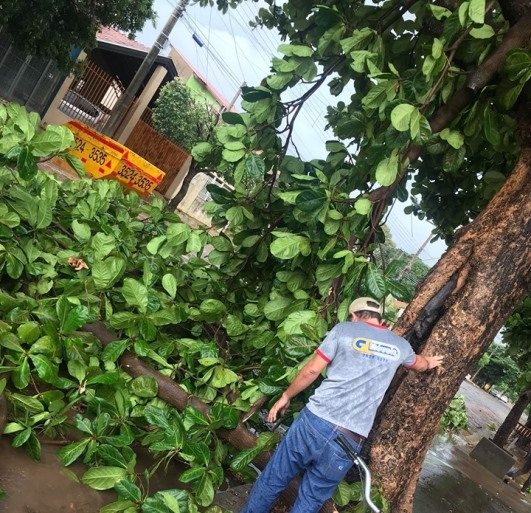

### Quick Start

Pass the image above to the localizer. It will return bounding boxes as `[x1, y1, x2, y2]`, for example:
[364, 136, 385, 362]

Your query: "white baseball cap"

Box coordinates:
[349, 297, 382, 315]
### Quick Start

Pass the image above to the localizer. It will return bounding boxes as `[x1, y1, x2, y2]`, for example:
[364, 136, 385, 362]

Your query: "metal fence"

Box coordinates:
[58, 60, 124, 129]
[0, 29, 61, 114]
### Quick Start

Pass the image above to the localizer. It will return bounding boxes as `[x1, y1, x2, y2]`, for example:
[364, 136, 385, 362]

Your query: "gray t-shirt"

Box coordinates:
[306, 321, 416, 437]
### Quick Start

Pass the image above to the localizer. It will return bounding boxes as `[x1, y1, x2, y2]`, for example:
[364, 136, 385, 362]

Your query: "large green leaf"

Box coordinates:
[59, 439, 91, 466]
[364, 264, 386, 299]
[122, 278, 149, 313]
[270, 232, 310, 260]
[129, 375, 158, 398]
[92, 233, 116, 260]
[31, 125, 74, 157]
[162, 274, 177, 299]
[81, 466, 129, 491]
[92, 257, 126, 290]
[295, 189, 328, 213]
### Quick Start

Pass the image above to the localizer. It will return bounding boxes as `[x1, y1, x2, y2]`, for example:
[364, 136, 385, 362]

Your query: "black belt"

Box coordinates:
[336, 425, 366, 445]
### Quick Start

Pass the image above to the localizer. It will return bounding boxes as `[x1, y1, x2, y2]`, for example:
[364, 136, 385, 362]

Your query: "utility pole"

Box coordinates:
[396, 232, 432, 280]
[102, 0, 190, 137]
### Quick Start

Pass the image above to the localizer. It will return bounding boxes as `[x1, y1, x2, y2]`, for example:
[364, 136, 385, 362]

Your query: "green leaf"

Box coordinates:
[354, 198, 371, 215]
[12, 427, 32, 448]
[199, 299, 227, 321]
[144, 406, 171, 430]
[221, 112, 245, 125]
[102, 340, 128, 362]
[468, 0, 485, 24]
[12, 358, 30, 389]
[332, 480, 352, 506]
[179, 467, 205, 484]
[375, 153, 399, 186]
[122, 278, 149, 313]
[390, 104, 416, 132]
[92, 233, 116, 260]
[162, 274, 177, 299]
[114, 479, 142, 502]
[71, 219, 91, 241]
[483, 108, 501, 146]
[129, 375, 158, 398]
[191, 141, 213, 162]
[64, 154, 86, 178]
[364, 264, 386, 299]
[470, 25, 495, 39]
[184, 407, 210, 427]
[67, 360, 87, 383]
[264, 297, 293, 321]
[439, 128, 464, 149]
[0, 204, 20, 228]
[17, 321, 40, 343]
[222, 148, 245, 163]
[230, 445, 264, 471]
[278, 44, 312, 57]
[295, 189, 328, 213]
[81, 466, 129, 491]
[59, 439, 91, 466]
[503, 49, 531, 82]
[270, 233, 310, 260]
[30, 354, 57, 383]
[62, 305, 95, 334]
[100, 500, 135, 513]
[92, 257, 126, 290]
[17, 147, 38, 180]
[210, 366, 239, 388]
[8, 393, 44, 413]
[245, 154, 266, 180]
[31, 125, 74, 157]
[196, 473, 215, 507]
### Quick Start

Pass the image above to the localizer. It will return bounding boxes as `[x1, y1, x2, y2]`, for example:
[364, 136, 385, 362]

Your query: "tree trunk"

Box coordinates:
[492, 389, 531, 447]
[369, 104, 531, 513]
[167, 162, 201, 212]
[81, 322, 335, 513]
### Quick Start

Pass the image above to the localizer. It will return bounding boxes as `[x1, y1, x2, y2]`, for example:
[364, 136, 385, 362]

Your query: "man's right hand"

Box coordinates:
[267, 394, 291, 423]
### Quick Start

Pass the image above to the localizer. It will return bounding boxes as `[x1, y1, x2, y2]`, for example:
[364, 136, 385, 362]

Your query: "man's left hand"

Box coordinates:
[267, 394, 291, 423]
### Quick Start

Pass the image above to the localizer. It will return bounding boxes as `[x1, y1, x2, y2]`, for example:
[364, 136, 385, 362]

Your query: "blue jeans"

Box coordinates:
[240, 408, 363, 513]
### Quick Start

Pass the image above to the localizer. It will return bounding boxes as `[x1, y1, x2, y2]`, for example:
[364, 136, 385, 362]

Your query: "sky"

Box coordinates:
[136, 0, 447, 266]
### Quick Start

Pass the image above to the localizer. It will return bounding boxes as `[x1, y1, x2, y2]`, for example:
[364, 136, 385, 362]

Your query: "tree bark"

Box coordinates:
[167, 162, 201, 212]
[492, 389, 531, 447]
[368, 103, 531, 513]
[81, 322, 336, 513]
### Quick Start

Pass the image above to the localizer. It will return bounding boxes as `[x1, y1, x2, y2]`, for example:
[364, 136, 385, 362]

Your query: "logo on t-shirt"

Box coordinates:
[352, 337, 400, 362]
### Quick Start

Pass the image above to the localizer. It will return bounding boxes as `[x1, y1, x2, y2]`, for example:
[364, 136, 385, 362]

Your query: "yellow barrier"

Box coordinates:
[56, 121, 165, 196]
[112, 151, 165, 195]
[67, 120, 125, 178]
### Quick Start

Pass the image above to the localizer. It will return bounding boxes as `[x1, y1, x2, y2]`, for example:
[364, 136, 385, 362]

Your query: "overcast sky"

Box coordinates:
[136, 0, 447, 265]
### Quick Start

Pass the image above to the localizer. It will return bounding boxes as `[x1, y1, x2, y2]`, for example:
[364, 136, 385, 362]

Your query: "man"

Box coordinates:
[504, 452, 531, 494]
[241, 297, 443, 513]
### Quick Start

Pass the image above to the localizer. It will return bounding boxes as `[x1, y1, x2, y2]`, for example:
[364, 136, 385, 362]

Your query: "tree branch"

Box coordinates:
[80, 321, 336, 513]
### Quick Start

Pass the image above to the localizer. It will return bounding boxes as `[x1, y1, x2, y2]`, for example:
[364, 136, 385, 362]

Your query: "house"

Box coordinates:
[0, 26, 234, 226]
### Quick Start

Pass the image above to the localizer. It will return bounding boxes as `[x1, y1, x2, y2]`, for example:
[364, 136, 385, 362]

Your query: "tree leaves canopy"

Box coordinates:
[0, 0, 156, 72]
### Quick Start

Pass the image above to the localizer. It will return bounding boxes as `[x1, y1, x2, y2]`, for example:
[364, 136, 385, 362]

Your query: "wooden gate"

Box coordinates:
[125, 108, 190, 195]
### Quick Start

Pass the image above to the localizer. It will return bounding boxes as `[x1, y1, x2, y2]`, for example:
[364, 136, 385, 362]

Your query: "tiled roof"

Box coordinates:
[96, 27, 236, 112]
[97, 26, 151, 53]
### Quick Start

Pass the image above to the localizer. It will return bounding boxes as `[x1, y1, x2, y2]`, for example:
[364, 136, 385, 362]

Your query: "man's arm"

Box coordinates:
[408, 354, 444, 373]
[267, 353, 329, 422]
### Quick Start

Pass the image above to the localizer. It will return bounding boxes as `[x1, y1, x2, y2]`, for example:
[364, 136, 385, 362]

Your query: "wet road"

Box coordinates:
[413, 380, 530, 513]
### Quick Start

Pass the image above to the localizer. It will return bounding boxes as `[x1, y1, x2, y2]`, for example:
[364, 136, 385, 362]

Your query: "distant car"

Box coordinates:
[489, 388, 509, 402]
[489, 388, 502, 398]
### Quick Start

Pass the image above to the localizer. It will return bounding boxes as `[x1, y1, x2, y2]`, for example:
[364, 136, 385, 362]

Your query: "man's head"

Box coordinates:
[349, 297, 382, 323]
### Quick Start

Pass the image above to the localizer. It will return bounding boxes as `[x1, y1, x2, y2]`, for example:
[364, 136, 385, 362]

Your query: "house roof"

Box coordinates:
[95, 27, 236, 112]
[97, 26, 151, 54]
